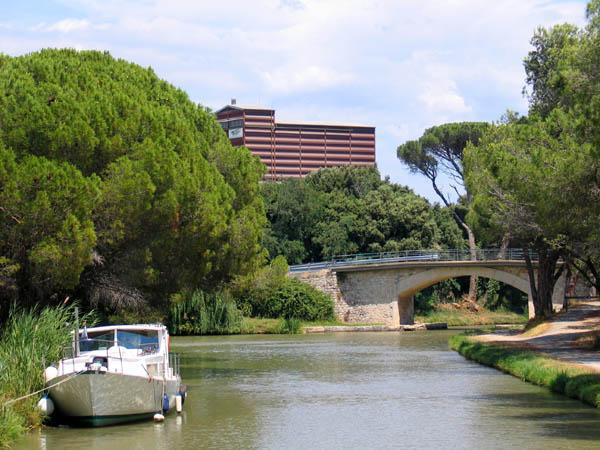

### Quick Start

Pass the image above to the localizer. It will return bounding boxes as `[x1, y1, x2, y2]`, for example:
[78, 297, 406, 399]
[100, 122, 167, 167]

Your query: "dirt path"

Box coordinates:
[477, 301, 600, 371]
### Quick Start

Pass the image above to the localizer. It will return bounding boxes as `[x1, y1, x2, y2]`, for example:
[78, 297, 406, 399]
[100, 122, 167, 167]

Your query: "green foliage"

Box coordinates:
[279, 318, 302, 334]
[523, 24, 580, 117]
[0, 49, 266, 315]
[272, 278, 334, 321]
[450, 335, 600, 408]
[414, 279, 462, 314]
[238, 276, 334, 321]
[231, 256, 334, 321]
[0, 304, 95, 446]
[167, 290, 242, 335]
[263, 166, 464, 263]
[465, 111, 585, 317]
[397, 122, 490, 189]
[0, 145, 99, 307]
[0, 407, 25, 449]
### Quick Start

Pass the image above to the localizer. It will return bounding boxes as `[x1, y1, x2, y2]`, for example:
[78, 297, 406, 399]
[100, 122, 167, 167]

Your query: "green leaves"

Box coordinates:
[0, 146, 99, 300]
[0, 49, 266, 314]
[263, 166, 465, 263]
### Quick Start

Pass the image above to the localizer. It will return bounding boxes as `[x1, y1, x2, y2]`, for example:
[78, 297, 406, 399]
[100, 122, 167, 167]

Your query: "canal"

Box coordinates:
[18, 330, 600, 449]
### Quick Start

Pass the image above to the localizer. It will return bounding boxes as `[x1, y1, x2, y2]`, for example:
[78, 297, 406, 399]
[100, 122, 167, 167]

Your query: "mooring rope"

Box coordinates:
[3, 369, 87, 408]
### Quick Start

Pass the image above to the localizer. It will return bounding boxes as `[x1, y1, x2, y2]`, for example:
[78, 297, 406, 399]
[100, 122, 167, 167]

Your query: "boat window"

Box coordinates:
[79, 331, 115, 352]
[116, 330, 159, 353]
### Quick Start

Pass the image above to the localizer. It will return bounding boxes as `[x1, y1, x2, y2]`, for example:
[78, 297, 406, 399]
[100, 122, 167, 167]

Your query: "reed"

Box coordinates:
[168, 290, 243, 335]
[278, 318, 302, 334]
[0, 304, 95, 448]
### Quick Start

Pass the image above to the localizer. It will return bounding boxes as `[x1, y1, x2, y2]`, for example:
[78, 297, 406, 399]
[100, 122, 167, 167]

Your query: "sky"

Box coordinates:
[0, 0, 589, 202]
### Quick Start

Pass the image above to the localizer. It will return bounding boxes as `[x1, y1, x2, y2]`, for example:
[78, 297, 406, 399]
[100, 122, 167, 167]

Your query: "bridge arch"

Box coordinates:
[395, 267, 532, 324]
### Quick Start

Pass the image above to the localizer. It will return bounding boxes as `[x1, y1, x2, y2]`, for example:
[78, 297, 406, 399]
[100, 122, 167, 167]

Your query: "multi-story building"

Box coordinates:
[215, 100, 376, 180]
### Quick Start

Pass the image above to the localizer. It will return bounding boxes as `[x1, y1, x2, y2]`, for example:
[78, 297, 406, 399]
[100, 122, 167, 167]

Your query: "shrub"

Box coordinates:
[167, 290, 243, 335]
[231, 255, 335, 321]
[248, 277, 334, 321]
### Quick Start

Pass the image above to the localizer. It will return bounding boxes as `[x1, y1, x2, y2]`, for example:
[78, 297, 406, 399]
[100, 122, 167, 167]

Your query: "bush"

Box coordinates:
[230, 255, 335, 321]
[167, 290, 243, 335]
[245, 277, 334, 321]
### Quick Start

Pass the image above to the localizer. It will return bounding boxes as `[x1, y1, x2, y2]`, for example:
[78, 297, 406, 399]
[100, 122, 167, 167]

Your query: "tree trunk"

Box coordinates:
[524, 243, 561, 320]
[464, 222, 478, 302]
[499, 232, 510, 259]
[430, 179, 478, 301]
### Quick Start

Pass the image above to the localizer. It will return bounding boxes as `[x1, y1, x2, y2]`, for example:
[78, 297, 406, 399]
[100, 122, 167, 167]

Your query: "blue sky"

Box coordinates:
[0, 0, 588, 202]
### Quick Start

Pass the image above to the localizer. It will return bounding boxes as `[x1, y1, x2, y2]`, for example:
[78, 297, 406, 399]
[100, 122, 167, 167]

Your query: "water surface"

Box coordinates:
[18, 331, 600, 449]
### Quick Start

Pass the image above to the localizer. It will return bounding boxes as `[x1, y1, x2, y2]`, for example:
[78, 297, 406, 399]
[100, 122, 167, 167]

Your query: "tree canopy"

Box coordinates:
[0, 49, 266, 316]
[397, 121, 490, 300]
[263, 166, 465, 264]
[464, 0, 600, 318]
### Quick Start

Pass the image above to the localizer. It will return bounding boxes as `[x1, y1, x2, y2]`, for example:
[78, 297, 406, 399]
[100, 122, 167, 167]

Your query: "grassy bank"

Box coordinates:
[416, 309, 527, 326]
[450, 334, 600, 408]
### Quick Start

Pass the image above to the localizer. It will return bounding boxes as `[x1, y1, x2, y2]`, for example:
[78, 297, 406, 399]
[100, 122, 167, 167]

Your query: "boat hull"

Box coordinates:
[48, 371, 179, 426]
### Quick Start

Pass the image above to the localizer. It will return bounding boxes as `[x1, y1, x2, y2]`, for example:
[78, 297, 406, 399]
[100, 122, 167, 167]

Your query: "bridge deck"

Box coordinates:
[289, 249, 542, 273]
[331, 259, 539, 273]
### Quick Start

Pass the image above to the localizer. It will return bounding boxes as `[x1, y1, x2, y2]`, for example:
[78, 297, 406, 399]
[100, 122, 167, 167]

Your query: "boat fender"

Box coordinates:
[162, 394, 170, 414]
[175, 394, 183, 413]
[37, 394, 54, 416]
[153, 413, 165, 422]
[44, 366, 58, 383]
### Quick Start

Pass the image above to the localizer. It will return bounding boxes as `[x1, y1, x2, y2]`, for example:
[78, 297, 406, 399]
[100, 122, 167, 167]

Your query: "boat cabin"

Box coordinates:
[56, 324, 174, 379]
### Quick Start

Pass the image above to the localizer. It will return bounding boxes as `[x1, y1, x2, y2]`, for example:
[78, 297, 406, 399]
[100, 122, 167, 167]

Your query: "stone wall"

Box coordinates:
[290, 269, 400, 325]
[289, 269, 345, 318]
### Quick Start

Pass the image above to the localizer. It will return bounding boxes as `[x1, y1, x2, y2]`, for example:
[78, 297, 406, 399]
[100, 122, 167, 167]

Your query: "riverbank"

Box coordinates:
[416, 308, 527, 327]
[450, 300, 600, 408]
[240, 318, 388, 334]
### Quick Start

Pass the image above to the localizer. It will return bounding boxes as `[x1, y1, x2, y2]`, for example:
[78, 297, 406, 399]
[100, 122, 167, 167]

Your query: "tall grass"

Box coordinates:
[0, 304, 95, 448]
[167, 290, 243, 335]
[450, 335, 600, 408]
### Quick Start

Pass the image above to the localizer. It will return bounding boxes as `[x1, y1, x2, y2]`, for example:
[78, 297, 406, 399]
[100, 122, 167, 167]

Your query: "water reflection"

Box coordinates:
[18, 331, 600, 450]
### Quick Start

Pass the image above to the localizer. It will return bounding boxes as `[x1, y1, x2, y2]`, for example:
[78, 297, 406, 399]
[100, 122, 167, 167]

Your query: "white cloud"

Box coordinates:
[45, 18, 90, 32]
[261, 65, 354, 94]
[419, 79, 471, 114]
[31, 18, 110, 33]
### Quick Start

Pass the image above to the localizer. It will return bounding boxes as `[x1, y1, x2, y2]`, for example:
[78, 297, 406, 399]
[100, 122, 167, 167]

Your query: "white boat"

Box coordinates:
[43, 324, 184, 426]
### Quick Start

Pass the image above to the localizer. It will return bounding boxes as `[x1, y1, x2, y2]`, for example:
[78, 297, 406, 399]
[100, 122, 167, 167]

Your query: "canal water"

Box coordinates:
[18, 331, 600, 449]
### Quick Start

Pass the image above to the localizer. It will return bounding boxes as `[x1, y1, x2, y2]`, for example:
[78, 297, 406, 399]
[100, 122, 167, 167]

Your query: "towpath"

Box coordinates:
[477, 300, 600, 371]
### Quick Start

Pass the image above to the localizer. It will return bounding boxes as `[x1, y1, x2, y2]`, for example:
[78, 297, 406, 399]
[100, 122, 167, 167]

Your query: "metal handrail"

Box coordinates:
[58, 338, 165, 377]
[289, 248, 539, 272]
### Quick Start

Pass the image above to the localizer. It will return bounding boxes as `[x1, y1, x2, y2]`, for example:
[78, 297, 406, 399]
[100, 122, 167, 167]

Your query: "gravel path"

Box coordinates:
[477, 301, 600, 371]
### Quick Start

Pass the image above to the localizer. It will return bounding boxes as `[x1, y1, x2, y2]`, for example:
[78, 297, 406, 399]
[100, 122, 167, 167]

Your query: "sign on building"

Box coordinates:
[228, 127, 243, 139]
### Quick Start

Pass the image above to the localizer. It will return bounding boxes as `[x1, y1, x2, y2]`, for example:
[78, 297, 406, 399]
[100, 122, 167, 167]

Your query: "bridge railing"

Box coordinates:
[289, 248, 538, 272]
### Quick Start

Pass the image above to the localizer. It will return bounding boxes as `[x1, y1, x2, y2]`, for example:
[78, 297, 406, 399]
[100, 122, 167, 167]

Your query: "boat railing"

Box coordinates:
[57, 338, 175, 378]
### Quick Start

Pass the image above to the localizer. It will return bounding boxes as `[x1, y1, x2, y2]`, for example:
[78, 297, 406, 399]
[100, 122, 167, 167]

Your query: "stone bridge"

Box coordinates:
[290, 258, 567, 326]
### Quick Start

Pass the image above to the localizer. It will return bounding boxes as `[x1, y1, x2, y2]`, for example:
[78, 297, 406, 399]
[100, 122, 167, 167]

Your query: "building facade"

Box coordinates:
[215, 101, 376, 180]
